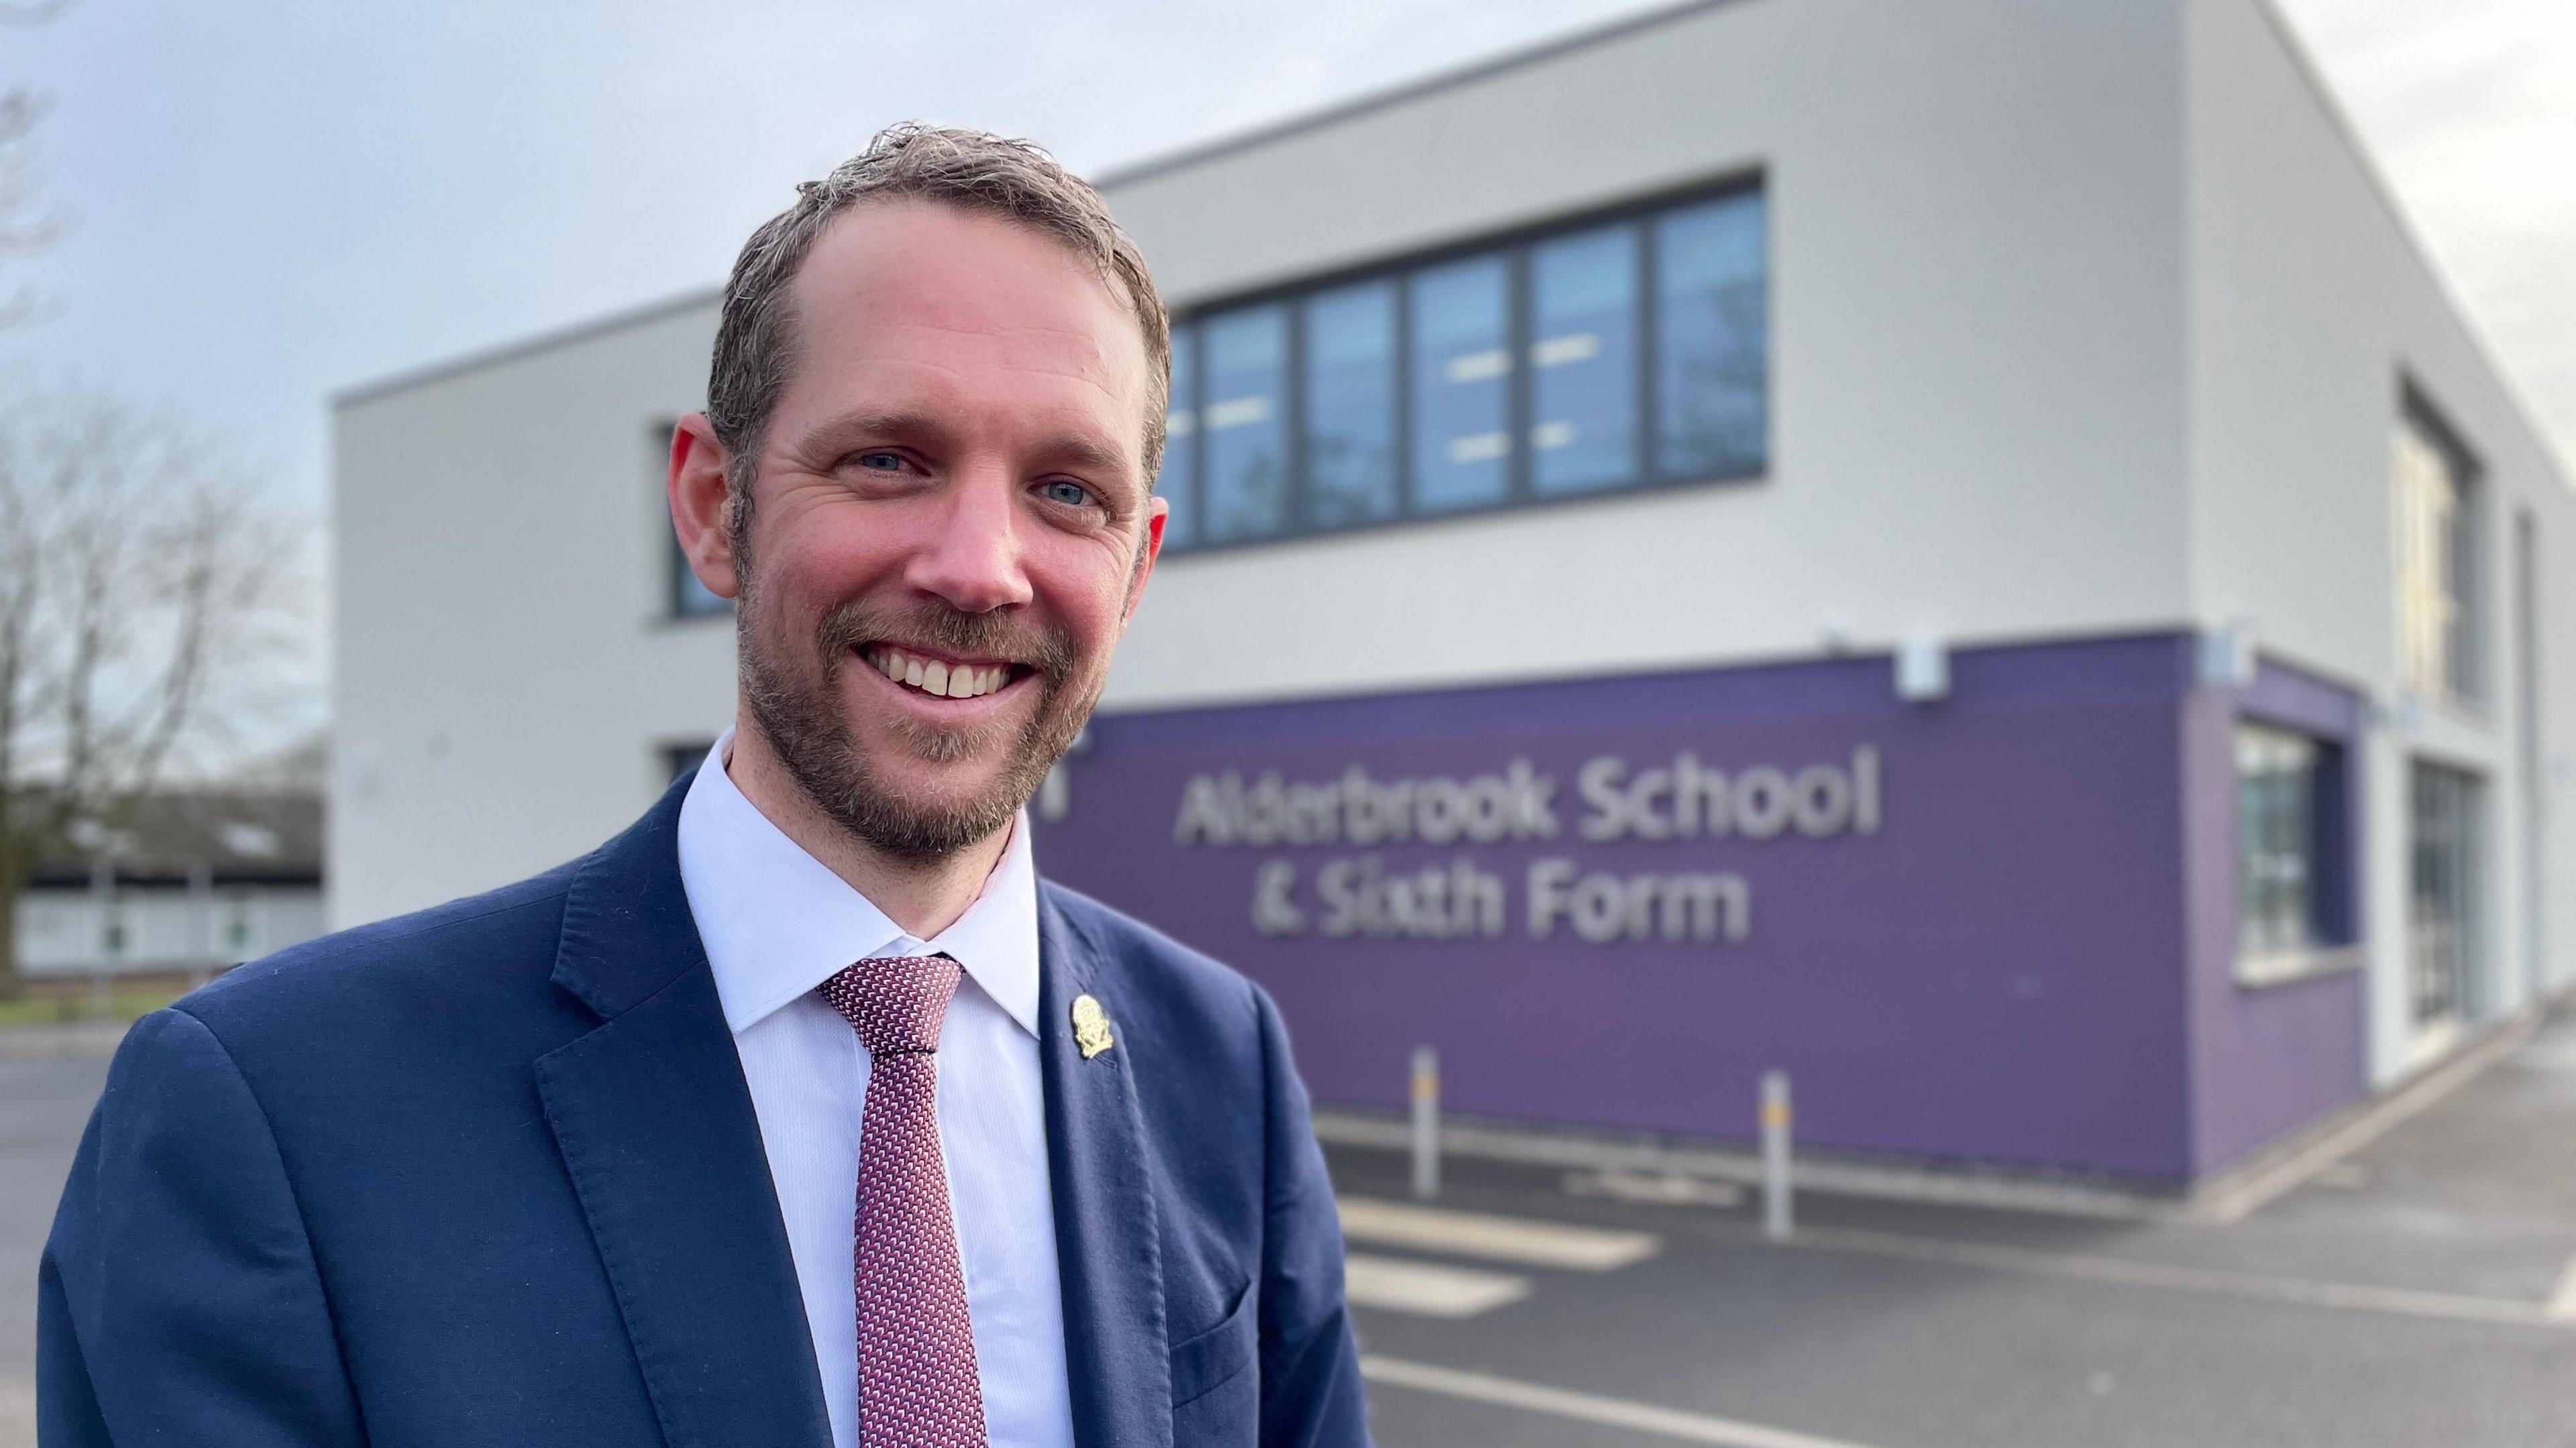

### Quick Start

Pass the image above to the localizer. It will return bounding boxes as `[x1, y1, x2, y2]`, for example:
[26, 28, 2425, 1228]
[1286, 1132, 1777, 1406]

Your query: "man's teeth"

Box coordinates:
[868, 647, 1012, 699]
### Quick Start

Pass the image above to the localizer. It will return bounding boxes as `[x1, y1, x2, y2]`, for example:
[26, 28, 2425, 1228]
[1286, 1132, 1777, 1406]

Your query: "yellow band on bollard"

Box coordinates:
[1760, 1101, 1791, 1129]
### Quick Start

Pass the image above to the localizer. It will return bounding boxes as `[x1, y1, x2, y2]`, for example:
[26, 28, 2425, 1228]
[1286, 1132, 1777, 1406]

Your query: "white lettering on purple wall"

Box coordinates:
[1574, 747, 1880, 842]
[1202, 746, 1877, 948]
[1175, 759, 1560, 847]
[1181, 747, 1878, 849]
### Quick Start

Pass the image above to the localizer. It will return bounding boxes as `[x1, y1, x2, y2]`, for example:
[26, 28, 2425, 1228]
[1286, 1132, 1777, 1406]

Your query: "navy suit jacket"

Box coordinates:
[39, 779, 1370, 1447]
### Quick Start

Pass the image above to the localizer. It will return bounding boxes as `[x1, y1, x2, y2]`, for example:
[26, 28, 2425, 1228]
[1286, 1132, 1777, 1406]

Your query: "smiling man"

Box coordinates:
[41, 126, 1369, 1448]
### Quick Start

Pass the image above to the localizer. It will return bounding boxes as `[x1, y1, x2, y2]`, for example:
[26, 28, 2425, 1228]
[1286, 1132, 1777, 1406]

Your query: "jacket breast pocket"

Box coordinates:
[1170, 1278, 1257, 1435]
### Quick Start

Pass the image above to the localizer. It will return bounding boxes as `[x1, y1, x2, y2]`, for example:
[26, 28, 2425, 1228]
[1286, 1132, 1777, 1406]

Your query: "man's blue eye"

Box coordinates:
[1040, 480, 1093, 506]
[856, 451, 904, 471]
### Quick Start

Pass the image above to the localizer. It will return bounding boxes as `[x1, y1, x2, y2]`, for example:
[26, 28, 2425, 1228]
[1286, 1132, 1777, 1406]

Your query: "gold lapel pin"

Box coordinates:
[1070, 994, 1114, 1060]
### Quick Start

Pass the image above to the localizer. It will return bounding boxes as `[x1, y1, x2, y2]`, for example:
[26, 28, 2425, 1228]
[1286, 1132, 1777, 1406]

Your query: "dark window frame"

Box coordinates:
[1155, 169, 1770, 557]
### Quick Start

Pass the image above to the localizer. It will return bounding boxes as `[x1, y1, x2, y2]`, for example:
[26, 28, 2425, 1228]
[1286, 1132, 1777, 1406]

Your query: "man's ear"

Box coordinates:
[668, 413, 744, 600]
[1122, 495, 1167, 625]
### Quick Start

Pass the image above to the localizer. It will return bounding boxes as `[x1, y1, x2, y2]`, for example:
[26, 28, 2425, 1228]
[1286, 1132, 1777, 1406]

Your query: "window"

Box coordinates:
[1201, 306, 1291, 542]
[2408, 762, 2482, 1032]
[659, 419, 731, 619]
[1152, 178, 1769, 551]
[2235, 723, 2347, 968]
[1301, 281, 1399, 526]
[2394, 396, 2478, 702]
[1656, 193, 1769, 478]
[1411, 255, 1513, 514]
[1529, 224, 1640, 496]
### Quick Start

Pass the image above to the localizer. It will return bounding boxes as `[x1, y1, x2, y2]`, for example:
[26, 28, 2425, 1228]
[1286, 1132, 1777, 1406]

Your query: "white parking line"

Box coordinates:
[1567, 1168, 1750, 1209]
[2546, 1255, 2576, 1322]
[1338, 1196, 1662, 1270]
[1362, 1355, 1887, 1448]
[1342, 1253, 1531, 1317]
[1776, 1223, 2569, 1331]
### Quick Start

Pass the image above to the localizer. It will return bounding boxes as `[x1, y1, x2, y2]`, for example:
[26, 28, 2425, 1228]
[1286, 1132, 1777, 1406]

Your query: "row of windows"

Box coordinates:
[658, 186, 1769, 610]
[1156, 184, 1769, 550]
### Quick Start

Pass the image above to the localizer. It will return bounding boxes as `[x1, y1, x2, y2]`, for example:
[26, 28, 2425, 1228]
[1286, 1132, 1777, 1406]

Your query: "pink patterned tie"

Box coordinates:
[818, 956, 989, 1448]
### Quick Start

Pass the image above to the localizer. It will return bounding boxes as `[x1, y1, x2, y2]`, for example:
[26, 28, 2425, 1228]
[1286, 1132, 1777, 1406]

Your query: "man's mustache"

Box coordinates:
[816, 599, 1079, 677]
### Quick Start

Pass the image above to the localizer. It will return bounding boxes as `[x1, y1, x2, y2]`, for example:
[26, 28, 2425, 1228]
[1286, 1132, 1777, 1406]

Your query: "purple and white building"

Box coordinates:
[333, 0, 2575, 1184]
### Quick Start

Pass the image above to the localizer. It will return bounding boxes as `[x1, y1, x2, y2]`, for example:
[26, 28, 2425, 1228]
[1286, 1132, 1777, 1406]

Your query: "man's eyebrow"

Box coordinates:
[1032, 432, 1133, 480]
[792, 408, 961, 455]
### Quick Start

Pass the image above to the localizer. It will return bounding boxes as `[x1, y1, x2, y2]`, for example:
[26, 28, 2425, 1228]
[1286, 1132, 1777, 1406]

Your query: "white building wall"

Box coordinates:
[328, 0, 2571, 1023]
[1095, 0, 2194, 714]
[332, 300, 736, 927]
[331, 0, 2206, 930]
[2182, 0, 2576, 1081]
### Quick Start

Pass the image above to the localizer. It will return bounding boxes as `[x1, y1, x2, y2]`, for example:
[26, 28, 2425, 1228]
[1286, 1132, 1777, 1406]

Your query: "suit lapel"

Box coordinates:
[1038, 886, 1175, 1448]
[536, 780, 833, 1448]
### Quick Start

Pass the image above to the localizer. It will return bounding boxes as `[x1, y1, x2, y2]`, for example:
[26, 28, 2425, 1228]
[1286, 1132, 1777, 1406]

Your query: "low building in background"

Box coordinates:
[13, 791, 325, 980]
[332, 0, 2575, 1184]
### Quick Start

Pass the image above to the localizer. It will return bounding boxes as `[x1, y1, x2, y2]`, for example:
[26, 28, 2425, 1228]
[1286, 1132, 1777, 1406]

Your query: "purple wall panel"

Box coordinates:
[1037, 636, 2212, 1178]
[2182, 662, 2369, 1172]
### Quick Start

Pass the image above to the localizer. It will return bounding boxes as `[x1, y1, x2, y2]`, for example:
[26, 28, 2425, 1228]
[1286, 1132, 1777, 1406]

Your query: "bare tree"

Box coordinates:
[0, 89, 66, 328]
[0, 383, 306, 994]
[0, 0, 72, 328]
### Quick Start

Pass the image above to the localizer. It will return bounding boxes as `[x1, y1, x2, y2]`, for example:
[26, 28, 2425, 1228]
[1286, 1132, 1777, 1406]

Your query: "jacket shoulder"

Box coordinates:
[176, 860, 582, 1042]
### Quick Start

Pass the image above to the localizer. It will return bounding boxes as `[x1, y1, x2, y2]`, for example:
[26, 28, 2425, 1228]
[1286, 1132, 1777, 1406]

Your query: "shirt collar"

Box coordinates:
[676, 729, 1041, 1039]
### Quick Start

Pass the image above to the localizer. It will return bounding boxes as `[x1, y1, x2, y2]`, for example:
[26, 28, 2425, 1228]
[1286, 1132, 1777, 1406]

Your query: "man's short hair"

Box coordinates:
[705, 123, 1172, 508]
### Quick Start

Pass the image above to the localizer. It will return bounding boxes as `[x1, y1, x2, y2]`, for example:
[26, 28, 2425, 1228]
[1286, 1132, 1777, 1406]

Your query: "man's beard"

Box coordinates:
[738, 591, 1095, 862]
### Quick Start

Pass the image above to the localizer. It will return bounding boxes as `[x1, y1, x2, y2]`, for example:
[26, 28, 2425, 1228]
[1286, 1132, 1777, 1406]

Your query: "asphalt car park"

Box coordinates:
[1331, 1011, 2576, 1448]
[7, 1011, 2574, 1447]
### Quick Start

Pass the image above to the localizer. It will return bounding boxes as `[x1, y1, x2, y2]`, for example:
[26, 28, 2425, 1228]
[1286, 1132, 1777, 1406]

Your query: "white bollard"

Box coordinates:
[1761, 1070, 1793, 1239]
[1410, 1046, 1440, 1201]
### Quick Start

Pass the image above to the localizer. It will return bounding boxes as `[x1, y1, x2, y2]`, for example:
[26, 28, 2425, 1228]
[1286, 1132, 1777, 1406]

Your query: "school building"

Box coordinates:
[331, 0, 2575, 1183]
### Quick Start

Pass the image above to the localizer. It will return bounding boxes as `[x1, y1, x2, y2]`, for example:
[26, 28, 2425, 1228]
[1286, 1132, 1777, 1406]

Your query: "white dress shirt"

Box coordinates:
[676, 731, 1075, 1448]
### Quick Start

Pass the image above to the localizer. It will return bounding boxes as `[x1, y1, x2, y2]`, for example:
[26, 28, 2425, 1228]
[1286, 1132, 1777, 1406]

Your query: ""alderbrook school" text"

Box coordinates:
[1171, 748, 1882, 946]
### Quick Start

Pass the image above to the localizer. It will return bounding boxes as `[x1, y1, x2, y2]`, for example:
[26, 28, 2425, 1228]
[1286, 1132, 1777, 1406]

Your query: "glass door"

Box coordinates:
[2408, 762, 2483, 1046]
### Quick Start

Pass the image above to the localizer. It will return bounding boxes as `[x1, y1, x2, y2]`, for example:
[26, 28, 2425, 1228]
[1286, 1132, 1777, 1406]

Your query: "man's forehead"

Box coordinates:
[784, 200, 1148, 419]
[794, 201, 1134, 343]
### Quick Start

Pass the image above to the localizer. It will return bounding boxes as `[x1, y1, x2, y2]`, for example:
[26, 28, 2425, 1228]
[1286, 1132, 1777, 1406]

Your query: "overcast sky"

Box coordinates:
[7, 0, 2574, 523]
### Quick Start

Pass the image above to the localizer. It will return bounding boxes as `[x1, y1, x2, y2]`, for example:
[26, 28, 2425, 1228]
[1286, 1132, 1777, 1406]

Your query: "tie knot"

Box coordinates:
[819, 954, 962, 1057]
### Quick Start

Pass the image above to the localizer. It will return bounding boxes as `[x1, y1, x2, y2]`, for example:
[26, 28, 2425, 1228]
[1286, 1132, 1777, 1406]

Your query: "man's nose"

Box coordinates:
[906, 467, 1035, 615]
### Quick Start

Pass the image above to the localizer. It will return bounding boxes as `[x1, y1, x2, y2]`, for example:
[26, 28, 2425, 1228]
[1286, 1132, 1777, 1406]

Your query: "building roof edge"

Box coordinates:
[1089, 0, 1748, 192]
[2241, 0, 2574, 492]
[330, 1, 1743, 416]
[331, 284, 723, 412]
